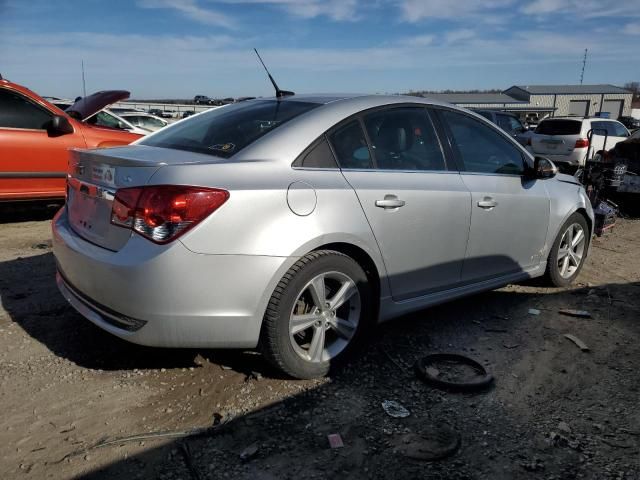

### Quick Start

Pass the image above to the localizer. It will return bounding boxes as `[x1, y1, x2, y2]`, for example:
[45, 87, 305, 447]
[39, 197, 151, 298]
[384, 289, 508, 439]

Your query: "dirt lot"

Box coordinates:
[1, 206, 639, 480]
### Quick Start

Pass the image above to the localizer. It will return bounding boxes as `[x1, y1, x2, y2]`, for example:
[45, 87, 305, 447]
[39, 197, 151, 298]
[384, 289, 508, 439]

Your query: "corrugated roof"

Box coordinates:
[423, 93, 526, 104]
[512, 84, 631, 95]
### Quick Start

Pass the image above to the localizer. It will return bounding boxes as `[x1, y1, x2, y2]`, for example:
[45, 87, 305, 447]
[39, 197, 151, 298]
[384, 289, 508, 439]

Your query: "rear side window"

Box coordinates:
[0, 88, 52, 130]
[329, 120, 372, 169]
[535, 120, 581, 135]
[362, 107, 446, 171]
[141, 100, 320, 158]
[442, 110, 525, 175]
[294, 138, 338, 168]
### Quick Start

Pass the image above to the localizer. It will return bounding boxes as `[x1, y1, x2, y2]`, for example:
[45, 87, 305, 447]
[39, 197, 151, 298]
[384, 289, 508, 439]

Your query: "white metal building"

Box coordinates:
[423, 84, 633, 123]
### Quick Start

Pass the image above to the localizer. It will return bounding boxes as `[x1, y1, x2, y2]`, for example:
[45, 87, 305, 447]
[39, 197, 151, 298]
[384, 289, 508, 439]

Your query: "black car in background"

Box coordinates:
[194, 95, 213, 105]
[618, 116, 640, 131]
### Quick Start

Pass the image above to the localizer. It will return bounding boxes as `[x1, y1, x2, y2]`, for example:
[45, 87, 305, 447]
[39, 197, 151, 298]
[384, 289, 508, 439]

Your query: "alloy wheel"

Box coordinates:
[288, 271, 361, 363]
[557, 223, 586, 279]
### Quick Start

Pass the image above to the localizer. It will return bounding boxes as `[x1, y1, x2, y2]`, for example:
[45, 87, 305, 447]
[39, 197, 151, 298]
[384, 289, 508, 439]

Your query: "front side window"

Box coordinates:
[442, 110, 525, 175]
[141, 117, 166, 128]
[0, 88, 52, 129]
[87, 111, 125, 129]
[508, 116, 525, 134]
[328, 120, 372, 169]
[141, 100, 320, 158]
[496, 114, 512, 133]
[363, 107, 446, 171]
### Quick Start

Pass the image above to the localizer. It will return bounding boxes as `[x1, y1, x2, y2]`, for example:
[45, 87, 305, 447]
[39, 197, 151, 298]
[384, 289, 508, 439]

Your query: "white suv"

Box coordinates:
[527, 117, 630, 168]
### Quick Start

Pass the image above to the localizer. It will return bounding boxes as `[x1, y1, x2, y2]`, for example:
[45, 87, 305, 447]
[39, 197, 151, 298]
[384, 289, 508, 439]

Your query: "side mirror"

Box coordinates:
[531, 156, 558, 179]
[46, 115, 74, 137]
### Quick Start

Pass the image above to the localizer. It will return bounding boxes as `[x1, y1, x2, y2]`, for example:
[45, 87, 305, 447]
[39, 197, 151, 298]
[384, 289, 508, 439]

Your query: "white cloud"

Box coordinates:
[444, 28, 475, 43]
[212, 0, 359, 21]
[398, 0, 514, 21]
[522, 0, 640, 18]
[137, 0, 235, 27]
[623, 23, 640, 35]
[397, 34, 435, 46]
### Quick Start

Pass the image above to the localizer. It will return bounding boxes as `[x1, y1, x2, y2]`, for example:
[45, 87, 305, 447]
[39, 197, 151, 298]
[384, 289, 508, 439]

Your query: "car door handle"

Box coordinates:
[375, 196, 405, 209]
[477, 197, 498, 209]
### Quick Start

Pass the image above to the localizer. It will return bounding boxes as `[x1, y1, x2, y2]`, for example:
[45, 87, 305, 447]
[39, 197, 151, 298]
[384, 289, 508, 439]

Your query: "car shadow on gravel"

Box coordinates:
[2, 250, 640, 478]
[72, 279, 640, 480]
[0, 201, 63, 224]
[0, 252, 293, 375]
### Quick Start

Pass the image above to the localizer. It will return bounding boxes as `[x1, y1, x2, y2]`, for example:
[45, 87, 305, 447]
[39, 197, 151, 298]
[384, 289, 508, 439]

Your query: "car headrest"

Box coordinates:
[377, 119, 413, 153]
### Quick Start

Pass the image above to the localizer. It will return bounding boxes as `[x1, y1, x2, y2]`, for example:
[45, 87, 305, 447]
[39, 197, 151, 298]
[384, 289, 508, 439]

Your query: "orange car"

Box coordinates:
[0, 75, 141, 201]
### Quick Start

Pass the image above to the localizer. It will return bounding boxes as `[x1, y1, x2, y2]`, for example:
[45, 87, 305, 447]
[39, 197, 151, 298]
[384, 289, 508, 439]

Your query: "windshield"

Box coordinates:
[535, 120, 581, 135]
[140, 100, 320, 158]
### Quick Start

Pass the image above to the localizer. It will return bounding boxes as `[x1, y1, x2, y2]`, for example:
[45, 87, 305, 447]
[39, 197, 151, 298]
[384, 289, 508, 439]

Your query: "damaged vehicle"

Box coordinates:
[0, 76, 141, 202]
[53, 94, 593, 379]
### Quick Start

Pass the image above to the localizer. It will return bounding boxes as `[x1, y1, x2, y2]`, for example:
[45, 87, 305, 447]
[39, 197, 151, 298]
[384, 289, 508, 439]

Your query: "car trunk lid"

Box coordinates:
[66, 146, 206, 251]
[66, 90, 130, 121]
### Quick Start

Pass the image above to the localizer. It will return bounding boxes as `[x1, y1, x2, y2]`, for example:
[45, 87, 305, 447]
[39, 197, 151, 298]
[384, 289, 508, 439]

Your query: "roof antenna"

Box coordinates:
[254, 48, 294, 99]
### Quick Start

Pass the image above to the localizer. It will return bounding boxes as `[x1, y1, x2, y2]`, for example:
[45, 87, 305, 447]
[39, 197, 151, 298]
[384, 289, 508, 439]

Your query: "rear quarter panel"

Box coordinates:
[148, 160, 389, 296]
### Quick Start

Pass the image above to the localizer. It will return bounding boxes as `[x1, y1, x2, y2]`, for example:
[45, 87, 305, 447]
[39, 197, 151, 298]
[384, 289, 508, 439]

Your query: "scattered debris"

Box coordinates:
[564, 334, 590, 352]
[391, 427, 460, 461]
[600, 438, 634, 449]
[239, 442, 259, 461]
[528, 308, 541, 315]
[327, 433, 344, 449]
[558, 309, 592, 318]
[415, 353, 494, 392]
[381, 400, 410, 419]
[381, 347, 407, 374]
[521, 458, 545, 472]
[558, 421, 571, 434]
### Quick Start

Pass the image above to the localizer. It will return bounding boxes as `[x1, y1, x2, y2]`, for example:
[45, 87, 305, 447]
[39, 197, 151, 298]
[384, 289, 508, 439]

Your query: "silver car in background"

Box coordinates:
[53, 94, 594, 379]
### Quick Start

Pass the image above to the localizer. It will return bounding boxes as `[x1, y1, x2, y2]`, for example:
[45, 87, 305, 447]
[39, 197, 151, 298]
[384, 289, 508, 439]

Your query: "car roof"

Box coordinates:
[233, 93, 505, 162]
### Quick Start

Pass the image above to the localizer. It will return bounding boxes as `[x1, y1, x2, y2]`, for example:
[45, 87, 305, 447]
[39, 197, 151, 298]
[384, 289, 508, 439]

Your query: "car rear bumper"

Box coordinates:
[52, 207, 288, 348]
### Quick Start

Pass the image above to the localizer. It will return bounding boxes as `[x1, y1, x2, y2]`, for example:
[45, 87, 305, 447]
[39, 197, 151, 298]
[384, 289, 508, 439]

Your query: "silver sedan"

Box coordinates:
[53, 94, 593, 379]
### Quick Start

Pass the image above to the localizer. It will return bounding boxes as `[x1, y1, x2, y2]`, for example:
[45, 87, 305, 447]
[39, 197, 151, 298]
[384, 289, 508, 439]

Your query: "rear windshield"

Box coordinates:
[535, 120, 581, 135]
[140, 100, 320, 158]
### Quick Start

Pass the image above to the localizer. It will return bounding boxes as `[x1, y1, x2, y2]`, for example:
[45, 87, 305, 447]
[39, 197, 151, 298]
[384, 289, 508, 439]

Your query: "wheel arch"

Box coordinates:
[575, 207, 594, 237]
[311, 242, 382, 316]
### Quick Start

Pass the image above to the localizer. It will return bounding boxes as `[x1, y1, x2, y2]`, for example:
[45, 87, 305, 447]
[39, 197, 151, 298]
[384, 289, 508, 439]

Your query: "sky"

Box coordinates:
[1, 0, 639, 99]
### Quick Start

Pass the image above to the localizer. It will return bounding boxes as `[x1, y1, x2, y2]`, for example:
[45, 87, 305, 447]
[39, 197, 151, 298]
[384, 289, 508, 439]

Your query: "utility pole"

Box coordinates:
[81, 60, 87, 98]
[580, 49, 588, 85]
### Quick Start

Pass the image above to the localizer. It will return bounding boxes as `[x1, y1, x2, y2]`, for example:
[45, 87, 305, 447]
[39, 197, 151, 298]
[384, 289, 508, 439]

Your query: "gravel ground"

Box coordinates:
[0, 205, 639, 480]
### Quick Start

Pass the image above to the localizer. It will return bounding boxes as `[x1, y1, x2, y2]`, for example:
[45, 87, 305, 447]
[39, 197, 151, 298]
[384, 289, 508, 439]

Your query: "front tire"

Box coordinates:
[545, 213, 589, 287]
[260, 250, 373, 379]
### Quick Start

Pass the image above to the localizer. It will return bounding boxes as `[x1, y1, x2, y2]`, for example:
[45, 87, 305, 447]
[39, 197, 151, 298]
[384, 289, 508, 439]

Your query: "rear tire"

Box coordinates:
[544, 213, 589, 287]
[260, 250, 373, 379]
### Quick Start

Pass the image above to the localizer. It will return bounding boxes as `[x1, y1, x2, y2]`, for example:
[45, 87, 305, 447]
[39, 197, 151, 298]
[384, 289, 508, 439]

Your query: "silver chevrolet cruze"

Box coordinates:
[53, 94, 594, 379]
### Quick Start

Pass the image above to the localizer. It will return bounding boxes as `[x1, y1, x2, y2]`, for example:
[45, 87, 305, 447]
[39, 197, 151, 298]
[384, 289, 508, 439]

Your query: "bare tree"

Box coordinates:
[624, 82, 639, 102]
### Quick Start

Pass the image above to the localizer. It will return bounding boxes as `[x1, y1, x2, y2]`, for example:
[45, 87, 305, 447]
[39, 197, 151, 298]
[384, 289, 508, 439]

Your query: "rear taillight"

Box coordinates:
[111, 186, 229, 244]
[574, 138, 589, 149]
